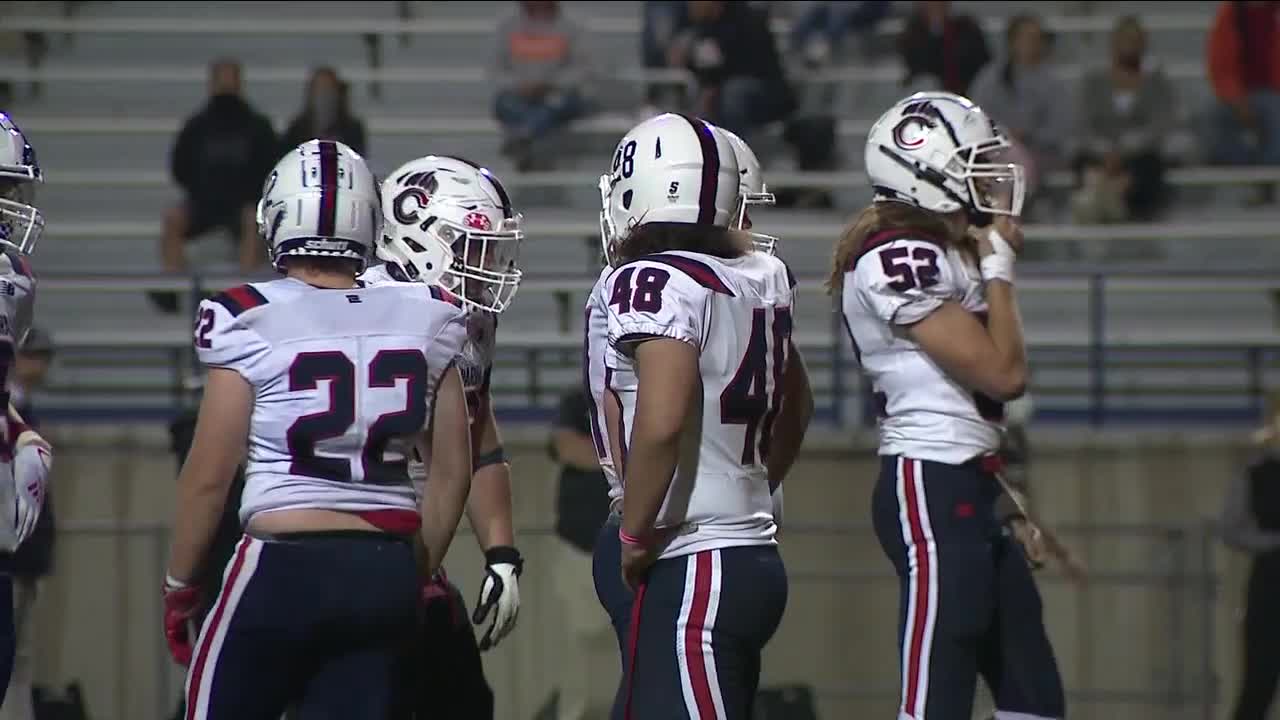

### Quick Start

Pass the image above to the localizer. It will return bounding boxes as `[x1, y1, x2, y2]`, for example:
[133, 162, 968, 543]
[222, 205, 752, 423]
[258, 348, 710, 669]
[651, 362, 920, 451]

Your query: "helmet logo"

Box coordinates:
[893, 100, 941, 151]
[892, 116, 933, 151]
[463, 212, 492, 231]
[392, 187, 431, 225]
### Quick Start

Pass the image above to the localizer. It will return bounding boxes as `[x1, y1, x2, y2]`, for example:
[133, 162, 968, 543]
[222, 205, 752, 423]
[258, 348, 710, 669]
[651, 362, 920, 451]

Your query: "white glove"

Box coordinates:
[472, 546, 523, 651]
[979, 227, 1017, 285]
[12, 429, 50, 546]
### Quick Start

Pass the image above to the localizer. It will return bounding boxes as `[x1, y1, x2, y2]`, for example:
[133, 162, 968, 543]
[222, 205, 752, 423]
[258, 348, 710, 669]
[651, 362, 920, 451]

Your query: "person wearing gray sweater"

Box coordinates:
[1071, 15, 1176, 222]
[493, 1, 590, 170]
[969, 14, 1068, 205]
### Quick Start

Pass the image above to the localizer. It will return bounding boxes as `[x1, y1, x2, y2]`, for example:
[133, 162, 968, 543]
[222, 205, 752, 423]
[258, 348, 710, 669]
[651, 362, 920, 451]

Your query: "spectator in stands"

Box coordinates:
[280, 67, 367, 157]
[1, 328, 55, 720]
[667, 1, 796, 137]
[1072, 15, 1175, 223]
[969, 15, 1066, 205]
[494, 1, 589, 171]
[547, 387, 614, 720]
[1221, 394, 1280, 720]
[641, 1, 690, 112]
[789, 1, 892, 67]
[156, 59, 276, 313]
[1201, 1, 1280, 202]
[898, 0, 990, 96]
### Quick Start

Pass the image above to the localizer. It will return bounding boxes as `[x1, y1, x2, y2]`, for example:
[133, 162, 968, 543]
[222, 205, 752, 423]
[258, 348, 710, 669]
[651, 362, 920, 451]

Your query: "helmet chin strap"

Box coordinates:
[877, 145, 981, 219]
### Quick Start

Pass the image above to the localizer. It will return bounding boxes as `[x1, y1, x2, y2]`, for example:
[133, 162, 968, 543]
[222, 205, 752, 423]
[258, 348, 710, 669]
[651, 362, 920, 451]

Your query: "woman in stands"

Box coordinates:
[833, 91, 1065, 720]
[162, 139, 474, 720]
[592, 113, 812, 719]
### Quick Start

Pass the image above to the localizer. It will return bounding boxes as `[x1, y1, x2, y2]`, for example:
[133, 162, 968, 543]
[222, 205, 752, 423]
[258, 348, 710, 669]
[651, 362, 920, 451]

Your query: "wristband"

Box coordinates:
[979, 228, 1016, 284]
[164, 574, 191, 592]
[618, 529, 648, 547]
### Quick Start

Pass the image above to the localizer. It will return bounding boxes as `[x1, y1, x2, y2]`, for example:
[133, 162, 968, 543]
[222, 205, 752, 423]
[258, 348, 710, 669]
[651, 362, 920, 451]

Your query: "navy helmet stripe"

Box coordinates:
[678, 115, 719, 225]
[452, 155, 514, 219]
[317, 141, 339, 236]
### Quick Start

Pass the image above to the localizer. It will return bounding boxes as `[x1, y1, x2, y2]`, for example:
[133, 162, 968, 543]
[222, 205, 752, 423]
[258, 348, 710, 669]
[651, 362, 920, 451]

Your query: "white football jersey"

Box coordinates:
[0, 250, 35, 552]
[359, 263, 495, 488]
[604, 250, 793, 560]
[584, 265, 629, 506]
[842, 230, 1002, 464]
[194, 276, 468, 524]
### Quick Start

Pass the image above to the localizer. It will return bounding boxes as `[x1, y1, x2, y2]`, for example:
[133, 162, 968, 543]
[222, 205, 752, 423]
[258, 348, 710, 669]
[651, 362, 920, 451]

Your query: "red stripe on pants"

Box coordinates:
[684, 552, 717, 719]
[902, 460, 930, 716]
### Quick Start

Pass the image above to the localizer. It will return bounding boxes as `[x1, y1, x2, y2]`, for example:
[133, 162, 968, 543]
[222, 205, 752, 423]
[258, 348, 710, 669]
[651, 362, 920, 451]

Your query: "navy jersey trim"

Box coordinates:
[428, 284, 464, 308]
[211, 284, 269, 317]
[853, 229, 947, 268]
[637, 254, 735, 296]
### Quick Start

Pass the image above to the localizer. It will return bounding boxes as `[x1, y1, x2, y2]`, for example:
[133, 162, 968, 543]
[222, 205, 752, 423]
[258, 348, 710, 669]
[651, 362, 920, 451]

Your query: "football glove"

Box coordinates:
[12, 429, 50, 546]
[472, 546, 523, 651]
[421, 568, 466, 628]
[162, 577, 202, 666]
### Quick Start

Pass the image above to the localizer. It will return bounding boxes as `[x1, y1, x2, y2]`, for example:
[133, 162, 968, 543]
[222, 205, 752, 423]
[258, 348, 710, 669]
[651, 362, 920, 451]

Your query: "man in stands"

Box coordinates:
[154, 59, 276, 313]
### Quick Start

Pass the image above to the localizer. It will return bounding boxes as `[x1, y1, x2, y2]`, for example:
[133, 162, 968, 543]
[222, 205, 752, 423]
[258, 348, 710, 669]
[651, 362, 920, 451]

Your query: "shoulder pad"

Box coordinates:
[632, 253, 734, 296]
[209, 284, 270, 318]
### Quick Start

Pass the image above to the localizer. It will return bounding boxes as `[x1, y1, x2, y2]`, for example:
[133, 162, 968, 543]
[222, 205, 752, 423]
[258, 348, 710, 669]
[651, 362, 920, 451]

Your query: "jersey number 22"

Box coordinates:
[288, 350, 428, 485]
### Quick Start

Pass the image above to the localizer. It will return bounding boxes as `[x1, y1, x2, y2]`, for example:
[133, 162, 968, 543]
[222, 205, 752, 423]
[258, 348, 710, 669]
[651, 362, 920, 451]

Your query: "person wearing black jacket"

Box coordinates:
[668, 1, 796, 137]
[280, 68, 367, 158]
[1222, 402, 1280, 720]
[898, 1, 991, 96]
[157, 59, 277, 312]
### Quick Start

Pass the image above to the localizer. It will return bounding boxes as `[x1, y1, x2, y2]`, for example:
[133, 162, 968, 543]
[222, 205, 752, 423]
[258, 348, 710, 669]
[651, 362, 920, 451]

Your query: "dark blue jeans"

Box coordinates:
[1200, 91, 1280, 166]
[493, 88, 586, 141]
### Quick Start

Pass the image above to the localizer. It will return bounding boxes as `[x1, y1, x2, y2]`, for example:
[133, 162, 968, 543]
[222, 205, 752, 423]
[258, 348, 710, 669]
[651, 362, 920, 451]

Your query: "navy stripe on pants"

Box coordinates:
[871, 455, 1065, 720]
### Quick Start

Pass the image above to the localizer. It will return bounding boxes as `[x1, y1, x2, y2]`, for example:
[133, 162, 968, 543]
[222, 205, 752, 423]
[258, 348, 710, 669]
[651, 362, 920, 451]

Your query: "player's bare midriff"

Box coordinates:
[246, 508, 383, 535]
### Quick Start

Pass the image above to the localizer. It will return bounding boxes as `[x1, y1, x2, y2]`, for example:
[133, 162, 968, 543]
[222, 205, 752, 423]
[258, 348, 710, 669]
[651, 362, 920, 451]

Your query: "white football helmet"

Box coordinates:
[257, 139, 381, 272]
[377, 155, 523, 314]
[0, 113, 44, 256]
[865, 91, 1024, 218]
[598, 113, 741, 265]
[718, 127, 777, 254]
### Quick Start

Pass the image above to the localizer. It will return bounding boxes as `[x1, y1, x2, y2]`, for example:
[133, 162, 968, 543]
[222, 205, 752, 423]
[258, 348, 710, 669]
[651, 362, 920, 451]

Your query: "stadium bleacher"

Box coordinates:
[3, 0, 1279, 424]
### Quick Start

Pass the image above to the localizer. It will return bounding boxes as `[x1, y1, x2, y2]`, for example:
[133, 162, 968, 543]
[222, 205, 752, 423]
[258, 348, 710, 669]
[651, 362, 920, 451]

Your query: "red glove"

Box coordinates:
[421, 568, 465, 627]
[163, 580, 202, 666]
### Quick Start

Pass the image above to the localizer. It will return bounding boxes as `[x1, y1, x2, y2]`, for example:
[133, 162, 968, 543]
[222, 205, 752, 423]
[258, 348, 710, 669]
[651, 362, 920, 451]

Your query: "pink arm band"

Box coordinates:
[619, 528, 647, 547]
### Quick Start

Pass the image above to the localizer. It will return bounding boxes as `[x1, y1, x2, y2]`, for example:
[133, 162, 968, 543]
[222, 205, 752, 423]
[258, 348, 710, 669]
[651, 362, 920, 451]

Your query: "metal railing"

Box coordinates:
[31, 268, 1280, 427]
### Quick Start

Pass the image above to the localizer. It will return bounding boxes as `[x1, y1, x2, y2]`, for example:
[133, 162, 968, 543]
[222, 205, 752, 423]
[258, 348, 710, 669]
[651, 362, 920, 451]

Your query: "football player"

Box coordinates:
[0, 113, 51, 710]
[591, 113, 813, 719]
[365, 154, 525, 718]
[834, 92, 1065, 720]
[163, 140, 474, 720]
[586, 122, 808, 684]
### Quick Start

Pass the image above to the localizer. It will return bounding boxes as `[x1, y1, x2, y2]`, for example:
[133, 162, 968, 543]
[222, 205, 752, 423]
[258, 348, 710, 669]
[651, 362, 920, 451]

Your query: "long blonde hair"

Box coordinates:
[826, 202, 973, 296]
